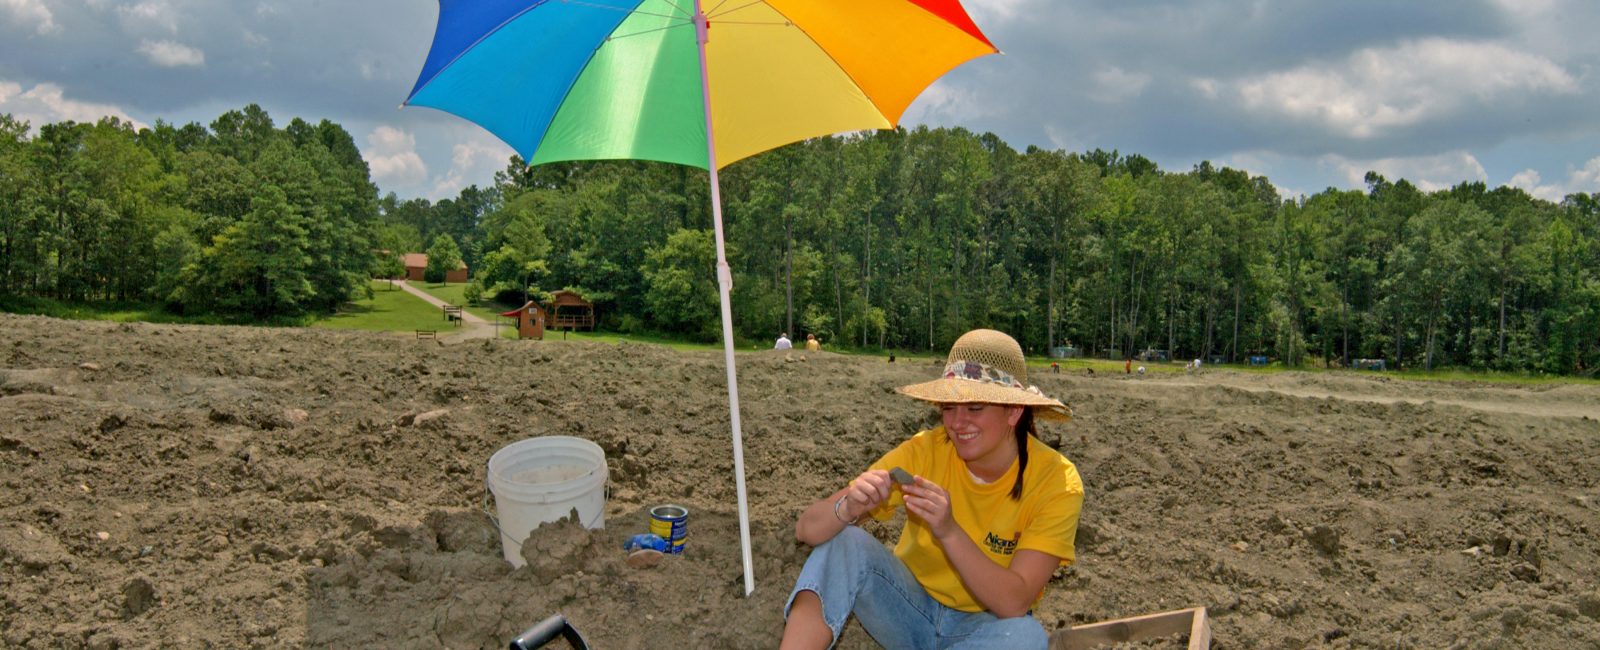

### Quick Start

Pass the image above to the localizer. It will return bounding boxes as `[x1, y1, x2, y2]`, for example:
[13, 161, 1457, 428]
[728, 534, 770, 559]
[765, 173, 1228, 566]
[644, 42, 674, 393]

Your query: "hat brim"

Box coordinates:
[896, 378, 1072, 421]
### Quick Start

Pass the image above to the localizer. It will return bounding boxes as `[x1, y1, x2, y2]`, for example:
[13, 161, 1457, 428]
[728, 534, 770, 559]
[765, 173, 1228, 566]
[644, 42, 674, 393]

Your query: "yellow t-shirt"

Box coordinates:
[867, 426, 1083, 612]
[806, 338, 820, 351]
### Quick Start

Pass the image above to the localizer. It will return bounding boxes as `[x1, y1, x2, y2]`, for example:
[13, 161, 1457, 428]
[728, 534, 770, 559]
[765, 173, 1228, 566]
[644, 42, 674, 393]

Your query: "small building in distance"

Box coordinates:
[500, 301, 546, 340]
[548, 289, 596, 330]
[403, 253, 467, 283]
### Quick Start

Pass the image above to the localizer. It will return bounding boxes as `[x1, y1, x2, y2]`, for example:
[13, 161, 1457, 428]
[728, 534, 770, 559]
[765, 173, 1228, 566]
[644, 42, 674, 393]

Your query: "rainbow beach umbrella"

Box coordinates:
[405, 0, 998, 595]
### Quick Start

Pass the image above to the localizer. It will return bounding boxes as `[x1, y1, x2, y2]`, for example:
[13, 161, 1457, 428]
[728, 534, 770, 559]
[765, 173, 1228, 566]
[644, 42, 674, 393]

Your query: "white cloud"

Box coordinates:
[1041, 123, 1082, 153]
[137, 40, 205, 67]
[1572, 158, 1600, 194]
[425, 136, 512, 199]
[1088, 66, 1150, 103]
[1324, 150, 1488, 193]
[118, 1, 179, 33]
[905, 80, 1000, 125]
[1509, 157, 1600, 202]
[1508, 169, 1556, 201]
[451, 139, 505, 170]
[1220, 38, 1578, 139]
[2, 0, 58, 34]
[0, 81, 145, 131]
[363, 126, 428, 188]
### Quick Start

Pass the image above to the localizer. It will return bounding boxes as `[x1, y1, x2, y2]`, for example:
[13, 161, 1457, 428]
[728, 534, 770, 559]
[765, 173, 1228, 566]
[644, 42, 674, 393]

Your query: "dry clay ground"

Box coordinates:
[2, 313, 1600, 649]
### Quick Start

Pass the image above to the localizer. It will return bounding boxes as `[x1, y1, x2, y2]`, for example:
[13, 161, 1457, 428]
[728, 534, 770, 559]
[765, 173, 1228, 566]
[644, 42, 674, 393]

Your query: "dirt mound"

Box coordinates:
[2, 313, 1598, 648]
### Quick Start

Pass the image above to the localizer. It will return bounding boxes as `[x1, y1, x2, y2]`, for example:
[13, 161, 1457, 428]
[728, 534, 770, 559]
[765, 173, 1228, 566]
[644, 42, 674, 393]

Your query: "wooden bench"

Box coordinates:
[442, 305, 464, 325]
[415, 329, 437, 339]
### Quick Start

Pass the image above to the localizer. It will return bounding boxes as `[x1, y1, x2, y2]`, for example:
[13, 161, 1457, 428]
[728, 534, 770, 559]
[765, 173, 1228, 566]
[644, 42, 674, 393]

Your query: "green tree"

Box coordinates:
[181, 184, 314, 317]
[0, 114, 39, 295]
[425, 234, 463, 284]
[641, 228, 722, 340]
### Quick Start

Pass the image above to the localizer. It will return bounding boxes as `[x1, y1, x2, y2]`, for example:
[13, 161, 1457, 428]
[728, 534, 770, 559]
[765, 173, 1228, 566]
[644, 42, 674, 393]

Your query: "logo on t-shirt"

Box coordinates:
[984, 531, 1020, 555]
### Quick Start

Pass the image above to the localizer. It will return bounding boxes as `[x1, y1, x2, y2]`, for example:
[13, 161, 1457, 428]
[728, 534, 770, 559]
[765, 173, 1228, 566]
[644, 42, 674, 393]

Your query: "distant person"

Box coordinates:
[1193, 358, 1202, 373]
[775, 333, 793, 350]
[1124, 358, 1131, 374]
[1050, 361, 1060, 374]
[781, 329, 1081, 650]
[888, 354, 896, 363]
[806, 333, 821, 352]
[1137, 366, 1146, 375]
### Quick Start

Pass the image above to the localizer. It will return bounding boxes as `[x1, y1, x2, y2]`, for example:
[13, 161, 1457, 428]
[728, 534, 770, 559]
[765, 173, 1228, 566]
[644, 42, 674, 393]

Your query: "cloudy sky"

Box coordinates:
[2, 0, 1597, 202]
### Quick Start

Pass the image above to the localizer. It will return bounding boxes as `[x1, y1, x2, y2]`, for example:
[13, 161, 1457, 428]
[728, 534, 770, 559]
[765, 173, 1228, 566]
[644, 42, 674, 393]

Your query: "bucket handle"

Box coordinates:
[482, 465, 609, 551]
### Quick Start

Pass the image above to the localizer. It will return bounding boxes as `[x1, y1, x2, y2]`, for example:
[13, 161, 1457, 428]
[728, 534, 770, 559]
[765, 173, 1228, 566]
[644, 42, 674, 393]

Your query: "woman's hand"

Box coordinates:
[839, 469, 893, 521]
[796, 468, 896, 546]
[901, 477, 957, 539]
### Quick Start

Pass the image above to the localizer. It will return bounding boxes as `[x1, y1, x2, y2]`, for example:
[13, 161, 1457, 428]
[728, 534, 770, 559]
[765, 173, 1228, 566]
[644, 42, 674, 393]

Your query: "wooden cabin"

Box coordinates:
[548, 290, 596, 330]
[402, 253, 468, 283]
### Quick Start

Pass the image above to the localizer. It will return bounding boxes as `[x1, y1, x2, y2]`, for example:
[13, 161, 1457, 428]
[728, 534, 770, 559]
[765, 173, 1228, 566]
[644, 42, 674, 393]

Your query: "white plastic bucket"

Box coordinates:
[486, 436, 608, 567]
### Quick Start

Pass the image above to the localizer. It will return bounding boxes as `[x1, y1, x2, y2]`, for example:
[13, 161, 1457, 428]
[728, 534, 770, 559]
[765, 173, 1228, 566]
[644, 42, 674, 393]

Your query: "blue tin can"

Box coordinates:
[648, 504, 688, 554]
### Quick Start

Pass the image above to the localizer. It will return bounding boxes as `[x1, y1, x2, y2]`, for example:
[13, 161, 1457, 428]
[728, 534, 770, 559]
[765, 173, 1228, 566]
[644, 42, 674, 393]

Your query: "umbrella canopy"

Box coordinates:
[405, 0, 996, 169]
[406, 0, 997, 596]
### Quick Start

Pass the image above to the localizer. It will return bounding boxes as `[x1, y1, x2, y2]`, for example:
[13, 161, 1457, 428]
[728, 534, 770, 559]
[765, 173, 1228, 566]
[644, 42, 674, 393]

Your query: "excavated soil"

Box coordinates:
[2, 313, 1599, 649]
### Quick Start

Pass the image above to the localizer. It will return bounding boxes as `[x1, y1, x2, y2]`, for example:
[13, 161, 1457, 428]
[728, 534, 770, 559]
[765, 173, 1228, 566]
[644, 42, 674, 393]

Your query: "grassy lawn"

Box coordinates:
[23, 284, 1586, 387]
[1387, 367, 1600, 386]
[1028, 354, 1599, 385]
[312, 281, 449, 333]
[0, 295, 285, 326]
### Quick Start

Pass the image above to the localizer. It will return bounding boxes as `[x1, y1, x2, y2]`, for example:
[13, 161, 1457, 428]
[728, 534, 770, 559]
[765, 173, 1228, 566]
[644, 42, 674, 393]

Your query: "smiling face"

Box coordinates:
[940, 403, 1025, 477]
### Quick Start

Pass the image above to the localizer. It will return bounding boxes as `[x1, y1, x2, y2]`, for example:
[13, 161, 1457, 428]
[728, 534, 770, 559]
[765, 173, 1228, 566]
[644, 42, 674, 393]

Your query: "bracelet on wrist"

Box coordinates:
[832, 494, 854, 525]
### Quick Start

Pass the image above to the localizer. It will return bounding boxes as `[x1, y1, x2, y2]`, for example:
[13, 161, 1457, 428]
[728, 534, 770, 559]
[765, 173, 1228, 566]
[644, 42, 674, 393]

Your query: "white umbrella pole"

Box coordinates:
[694, 2, 756, 597]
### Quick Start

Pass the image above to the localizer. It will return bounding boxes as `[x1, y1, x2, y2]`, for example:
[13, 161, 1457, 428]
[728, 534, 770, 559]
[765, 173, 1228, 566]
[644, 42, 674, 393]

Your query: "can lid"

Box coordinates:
[650, 504, 688, 518]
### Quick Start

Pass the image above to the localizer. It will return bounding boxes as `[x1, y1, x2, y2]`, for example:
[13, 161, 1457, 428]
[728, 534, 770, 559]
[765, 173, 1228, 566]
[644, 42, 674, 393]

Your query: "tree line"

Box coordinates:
[3, 107, 1596, 373]
[0, 106, 378, 320]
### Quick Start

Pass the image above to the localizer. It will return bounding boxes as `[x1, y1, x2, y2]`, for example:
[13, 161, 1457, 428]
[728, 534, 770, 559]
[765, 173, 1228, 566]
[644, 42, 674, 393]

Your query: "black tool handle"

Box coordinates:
[509, 613, 589, 650]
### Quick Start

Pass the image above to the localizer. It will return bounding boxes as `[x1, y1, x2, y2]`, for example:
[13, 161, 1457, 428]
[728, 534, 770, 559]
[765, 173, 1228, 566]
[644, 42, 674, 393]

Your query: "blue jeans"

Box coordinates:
[784, 526, 1048, 650]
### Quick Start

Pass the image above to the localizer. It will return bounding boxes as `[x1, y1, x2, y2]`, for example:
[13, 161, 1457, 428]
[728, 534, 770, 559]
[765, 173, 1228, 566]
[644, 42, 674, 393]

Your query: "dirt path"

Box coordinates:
[387, 280, 497, 340]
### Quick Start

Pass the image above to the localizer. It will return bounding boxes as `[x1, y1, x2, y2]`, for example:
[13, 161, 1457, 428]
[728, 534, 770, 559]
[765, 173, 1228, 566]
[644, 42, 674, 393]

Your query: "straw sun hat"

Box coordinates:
[896, 329, 1073, 421]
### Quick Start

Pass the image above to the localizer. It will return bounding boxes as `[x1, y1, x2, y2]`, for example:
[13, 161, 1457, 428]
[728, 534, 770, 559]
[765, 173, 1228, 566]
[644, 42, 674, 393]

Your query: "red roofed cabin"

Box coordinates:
[403, 253, 467, 284]
[549, 290, 596, 330]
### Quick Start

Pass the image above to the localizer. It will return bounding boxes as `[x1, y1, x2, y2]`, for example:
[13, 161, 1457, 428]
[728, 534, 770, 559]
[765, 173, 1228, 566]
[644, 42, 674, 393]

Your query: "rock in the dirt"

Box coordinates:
[1577, 591, 1600, 620]
[78, 362, 102, 371]
[1510, 562, 1541, 583]
[283, 408, 309, 424]
[626, 549, 664, 569]
[0, 523, 72, 570]
[1304, 525, 1341, 555]
[398, 408, 451, 427]
[121, 577, 157, 619]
